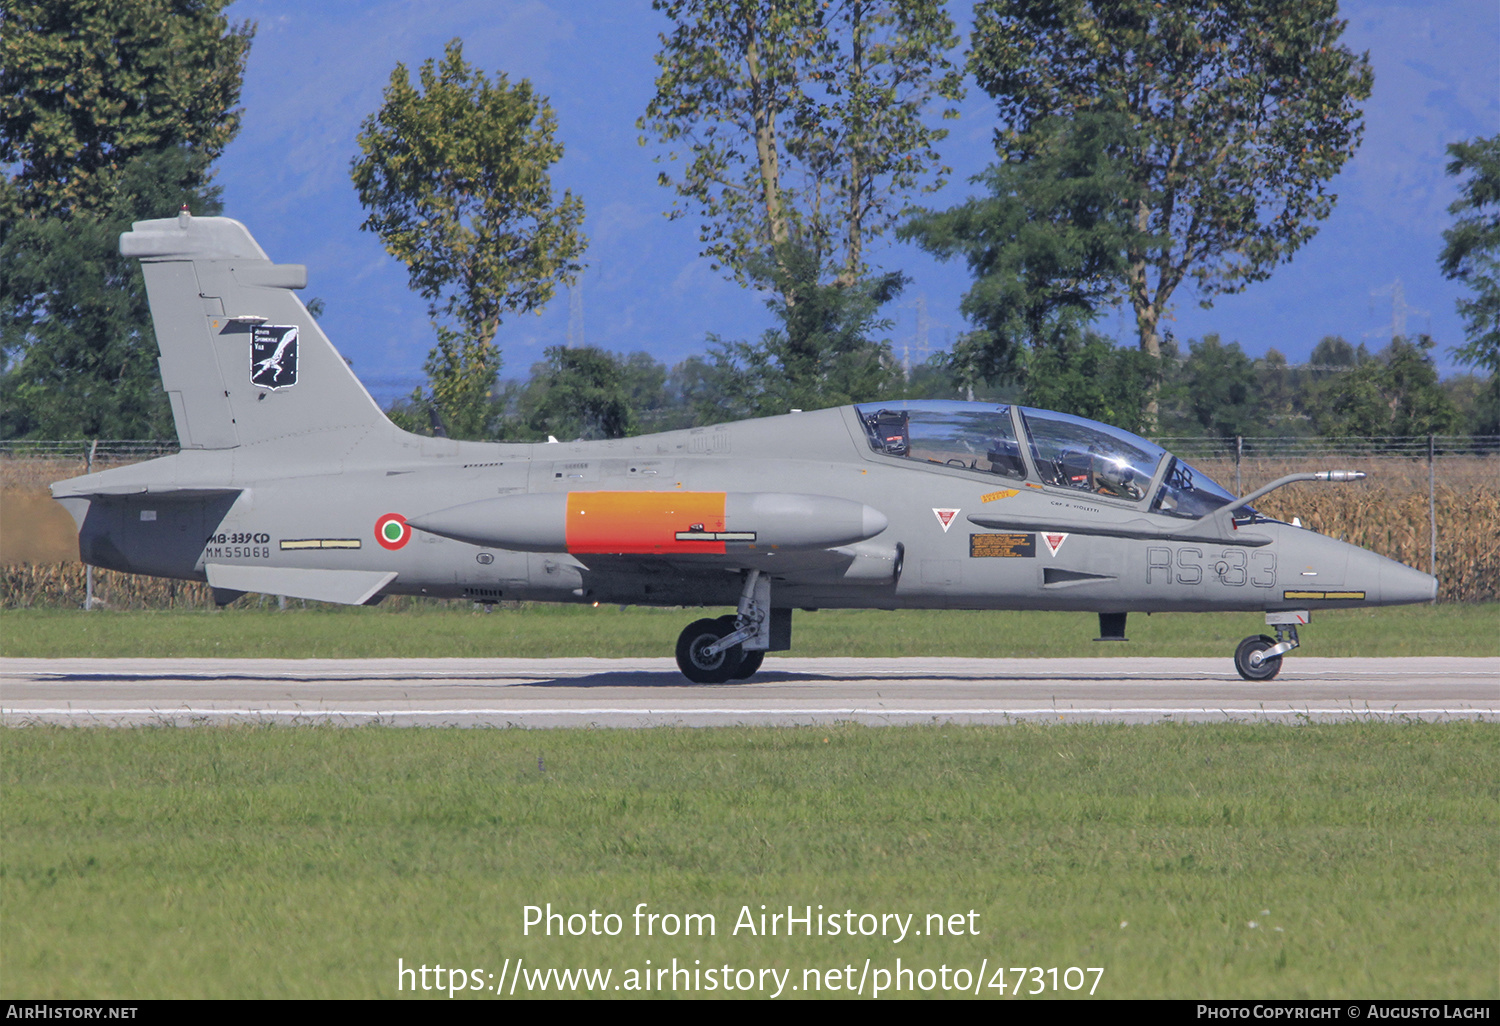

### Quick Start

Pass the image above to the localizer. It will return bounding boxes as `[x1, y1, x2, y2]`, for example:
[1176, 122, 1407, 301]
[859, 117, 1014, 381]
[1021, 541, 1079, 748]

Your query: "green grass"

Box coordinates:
[2, 723, 1495, 998]
[3, 602, 1497, 658]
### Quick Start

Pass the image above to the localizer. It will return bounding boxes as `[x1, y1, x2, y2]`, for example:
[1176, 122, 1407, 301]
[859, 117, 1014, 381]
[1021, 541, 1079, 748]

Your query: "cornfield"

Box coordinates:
[3, 563, 217, 610]
[0, 563, 450, 612]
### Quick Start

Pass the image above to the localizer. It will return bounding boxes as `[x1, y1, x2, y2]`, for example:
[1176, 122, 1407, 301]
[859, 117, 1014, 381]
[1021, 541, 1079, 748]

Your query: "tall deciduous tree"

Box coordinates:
[639, 0, 962, 299]
[965, 0, 1373, 421]
[0, 1, 253, 439]
[1438, 134, 1500, 433]
[351, 39, 586, 438]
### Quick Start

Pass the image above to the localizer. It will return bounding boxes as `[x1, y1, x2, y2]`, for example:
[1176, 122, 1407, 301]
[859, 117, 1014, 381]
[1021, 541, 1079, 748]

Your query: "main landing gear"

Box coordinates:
[1234, 612, 1307, 681]
[674, 570, 780, 683]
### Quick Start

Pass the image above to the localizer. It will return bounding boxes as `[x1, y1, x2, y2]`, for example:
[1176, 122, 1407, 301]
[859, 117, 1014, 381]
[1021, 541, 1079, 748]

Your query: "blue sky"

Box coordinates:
[216, 1, 1500, 405]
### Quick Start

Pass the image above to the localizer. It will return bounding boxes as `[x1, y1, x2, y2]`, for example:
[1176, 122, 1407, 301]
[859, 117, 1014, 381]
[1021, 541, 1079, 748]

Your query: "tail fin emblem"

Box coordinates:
[250, 325, 299, 389]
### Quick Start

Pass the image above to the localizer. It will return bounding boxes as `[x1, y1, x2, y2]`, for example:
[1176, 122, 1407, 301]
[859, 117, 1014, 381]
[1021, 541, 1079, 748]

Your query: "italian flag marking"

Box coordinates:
[375, 513, 410, 550]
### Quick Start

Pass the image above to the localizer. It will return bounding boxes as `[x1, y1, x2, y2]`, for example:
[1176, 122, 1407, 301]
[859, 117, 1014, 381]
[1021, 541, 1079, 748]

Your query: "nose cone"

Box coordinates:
[1345, 545, 1438, 606]
[1378, 558, 1439, 606]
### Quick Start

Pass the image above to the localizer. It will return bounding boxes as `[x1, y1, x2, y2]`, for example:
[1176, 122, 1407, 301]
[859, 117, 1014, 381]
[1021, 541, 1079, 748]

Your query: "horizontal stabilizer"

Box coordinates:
[52, 483, 243, 501]
[204, 565, 396, 605]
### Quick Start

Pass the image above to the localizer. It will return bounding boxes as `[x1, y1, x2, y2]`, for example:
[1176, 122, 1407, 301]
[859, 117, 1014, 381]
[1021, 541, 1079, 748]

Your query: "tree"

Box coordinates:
[1379, 335, 1460, 437]
[1304, 361, 1387, 440]
[965, 0, 1373, 420]
[1175, 334, 1260, 440]
[1309, 334, 1369, 370]
[0, 0, 252, 220]
[697, 245, 904, 420]
[1254, 348, 1301, 432]
[1305, 335, 1458, 439]
[351, 39, 586, 438]
[639, 0, 962, 300]
[0, 1, 253, 439]
[1020, 330, 1156, 431]
[904, 111, 1147, 384]
[1438, 134, 1500, 433]
[1, 149, 217, 439]
[518, 346, 636, 441]
[421, 326, 502, 440]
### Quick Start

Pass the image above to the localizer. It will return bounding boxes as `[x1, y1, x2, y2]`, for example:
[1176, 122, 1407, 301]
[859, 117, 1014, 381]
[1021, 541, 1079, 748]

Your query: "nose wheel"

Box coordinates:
[1234, 635, 1282, 680]
[1234, 618, 1303, 681]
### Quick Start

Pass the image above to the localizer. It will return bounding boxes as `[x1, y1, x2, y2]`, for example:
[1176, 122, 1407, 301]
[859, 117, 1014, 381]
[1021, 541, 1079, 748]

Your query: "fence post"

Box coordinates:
[84, 439, 98, 611]
[1428, 434, 1437, 585]
[1235, 435, 1242, 496]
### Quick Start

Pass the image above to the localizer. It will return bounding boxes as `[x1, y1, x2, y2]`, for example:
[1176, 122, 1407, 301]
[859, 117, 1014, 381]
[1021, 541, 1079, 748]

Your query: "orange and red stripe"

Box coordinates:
[565, 491, 728, 554]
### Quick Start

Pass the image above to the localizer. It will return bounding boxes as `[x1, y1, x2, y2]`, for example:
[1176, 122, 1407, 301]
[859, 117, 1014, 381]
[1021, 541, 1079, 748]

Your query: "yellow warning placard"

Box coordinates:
[969, 533, 1036, 558]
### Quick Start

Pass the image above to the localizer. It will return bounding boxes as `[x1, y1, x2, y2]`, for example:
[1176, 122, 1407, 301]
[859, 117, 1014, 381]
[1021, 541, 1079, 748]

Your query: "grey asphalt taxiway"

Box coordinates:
[2, 656, 1496, 726]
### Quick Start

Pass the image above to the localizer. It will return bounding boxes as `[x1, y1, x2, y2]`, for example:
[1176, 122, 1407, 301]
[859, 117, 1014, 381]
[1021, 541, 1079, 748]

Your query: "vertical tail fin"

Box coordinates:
[121, 212, 397, 452]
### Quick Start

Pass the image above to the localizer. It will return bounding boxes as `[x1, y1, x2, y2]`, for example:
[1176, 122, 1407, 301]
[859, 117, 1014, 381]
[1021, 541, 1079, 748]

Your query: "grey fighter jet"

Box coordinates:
[52, 214, 1438, 682]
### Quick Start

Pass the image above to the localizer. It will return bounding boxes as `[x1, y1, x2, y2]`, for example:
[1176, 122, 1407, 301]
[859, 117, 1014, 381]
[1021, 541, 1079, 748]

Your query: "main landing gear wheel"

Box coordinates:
[676, 618, 746, 684]
[1234, 635, 1282, 681]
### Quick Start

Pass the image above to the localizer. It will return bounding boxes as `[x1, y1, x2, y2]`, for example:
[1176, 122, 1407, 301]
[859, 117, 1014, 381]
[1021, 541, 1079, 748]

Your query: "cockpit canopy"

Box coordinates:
[855, 401, 1243, 520]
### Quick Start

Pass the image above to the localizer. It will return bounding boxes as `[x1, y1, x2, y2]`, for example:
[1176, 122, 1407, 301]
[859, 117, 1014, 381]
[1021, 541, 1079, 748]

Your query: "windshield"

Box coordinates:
[856, 401, 1252, 518]
[1018, 407, 1164, 501]
[856, 401, 1026, 479]
[1151, 457, 1247, 519]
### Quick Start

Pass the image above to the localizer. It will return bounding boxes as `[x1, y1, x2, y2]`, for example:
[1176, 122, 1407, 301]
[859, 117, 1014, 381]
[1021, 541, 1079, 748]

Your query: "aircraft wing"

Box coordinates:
[204, 565, 397, 606]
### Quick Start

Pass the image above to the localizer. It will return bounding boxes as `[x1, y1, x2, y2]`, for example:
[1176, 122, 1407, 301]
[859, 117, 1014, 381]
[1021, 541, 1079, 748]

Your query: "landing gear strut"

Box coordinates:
[1234, 612, 1306, 681]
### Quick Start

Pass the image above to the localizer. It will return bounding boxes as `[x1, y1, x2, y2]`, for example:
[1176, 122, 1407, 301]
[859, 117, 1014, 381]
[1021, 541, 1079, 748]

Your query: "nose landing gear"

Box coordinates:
[1234, 612, 1307, 681]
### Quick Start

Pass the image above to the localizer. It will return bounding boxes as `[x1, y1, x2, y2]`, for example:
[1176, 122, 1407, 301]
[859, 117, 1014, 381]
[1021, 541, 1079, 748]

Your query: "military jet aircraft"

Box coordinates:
[52, 213, 1438, 682]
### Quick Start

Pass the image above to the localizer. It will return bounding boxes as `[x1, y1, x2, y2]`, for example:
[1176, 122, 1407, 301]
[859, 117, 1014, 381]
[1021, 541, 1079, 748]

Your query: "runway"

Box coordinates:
[2, 656, 1496, 726]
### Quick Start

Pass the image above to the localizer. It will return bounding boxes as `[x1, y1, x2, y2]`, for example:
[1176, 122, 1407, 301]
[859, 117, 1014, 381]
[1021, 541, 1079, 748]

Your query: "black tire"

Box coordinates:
[732, 650, 764, 680]
[1234, 635, 1282, 681]
[676, 618, 745, 683]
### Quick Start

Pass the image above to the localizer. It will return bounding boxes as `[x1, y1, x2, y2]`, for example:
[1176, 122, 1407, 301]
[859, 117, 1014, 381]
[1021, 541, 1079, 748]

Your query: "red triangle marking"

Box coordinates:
[933, 508, 959, 532]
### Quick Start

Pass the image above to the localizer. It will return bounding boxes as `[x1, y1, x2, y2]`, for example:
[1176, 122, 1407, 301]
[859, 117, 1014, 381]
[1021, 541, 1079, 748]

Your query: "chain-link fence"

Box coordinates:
[1155, 434, 1498, 490]
[0, 439, 181, 461]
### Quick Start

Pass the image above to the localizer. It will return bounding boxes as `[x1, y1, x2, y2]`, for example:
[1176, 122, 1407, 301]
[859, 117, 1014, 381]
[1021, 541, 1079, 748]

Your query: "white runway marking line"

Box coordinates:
[9, 668, 1498, 683]
[6, 706, 1497, 719]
